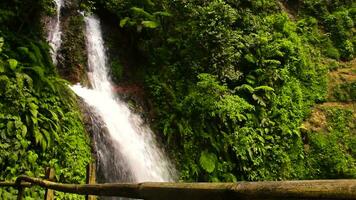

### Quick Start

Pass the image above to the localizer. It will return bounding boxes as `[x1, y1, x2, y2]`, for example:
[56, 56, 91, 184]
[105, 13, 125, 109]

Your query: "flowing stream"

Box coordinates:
[71, 15, 175, 184]
[47, 0, 63, 64]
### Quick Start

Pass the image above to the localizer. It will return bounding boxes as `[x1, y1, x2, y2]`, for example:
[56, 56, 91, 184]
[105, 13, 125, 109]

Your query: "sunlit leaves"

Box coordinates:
[96, 0, 348, 182]
[119, 6, 172, 31]
[142, 21, 159, 28]
[0, 37, 91, 198]
[7, 59, 18, 70]
[27, 151, 38, 165]
[199, 151, 217, 173]
[302, 1, 355, 60]
[120, 17, 130, 28]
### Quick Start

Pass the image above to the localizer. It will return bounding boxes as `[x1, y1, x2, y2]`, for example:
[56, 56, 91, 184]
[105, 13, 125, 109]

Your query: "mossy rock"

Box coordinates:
[57, 2, 88, 85]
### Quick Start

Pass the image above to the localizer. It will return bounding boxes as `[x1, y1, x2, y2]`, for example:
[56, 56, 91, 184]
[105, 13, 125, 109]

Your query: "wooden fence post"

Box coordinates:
[16, 184, 24, 200]
[15, 175, 26, 200]
[86, 163, 97, 200]
[44, 168, 55, 200]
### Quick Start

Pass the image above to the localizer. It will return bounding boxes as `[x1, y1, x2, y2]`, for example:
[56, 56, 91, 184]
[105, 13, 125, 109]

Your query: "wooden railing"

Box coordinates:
[1, 165, 356, 200]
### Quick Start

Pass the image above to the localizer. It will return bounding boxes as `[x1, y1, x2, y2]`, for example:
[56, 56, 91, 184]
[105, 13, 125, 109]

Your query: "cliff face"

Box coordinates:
[57, 0, 88, 85]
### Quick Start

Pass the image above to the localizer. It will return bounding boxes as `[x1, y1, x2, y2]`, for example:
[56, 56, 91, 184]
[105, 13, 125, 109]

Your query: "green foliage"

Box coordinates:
[59, 14, 87, 83]
[110, 59, 124, 81]
[118, 7, 171, 32]
[0, 1, 91, 198]
[301, 0, 355, 60]
[324, 44, 341, 60]
[330, 82, 356, 102]
[0, 0, 54, 35]
[0, 36, 91, 199]
[305, 108, 356, 178]
[89, 0, 352, 182]
[199, 151, 217, 173]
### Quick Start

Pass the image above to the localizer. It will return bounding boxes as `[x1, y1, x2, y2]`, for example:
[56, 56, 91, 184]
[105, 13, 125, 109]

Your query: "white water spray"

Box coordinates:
[47, 0, 63, 64]
[71, 15, 175, 182]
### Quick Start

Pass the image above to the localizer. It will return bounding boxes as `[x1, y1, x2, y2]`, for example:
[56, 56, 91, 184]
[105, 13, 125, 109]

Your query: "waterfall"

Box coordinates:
[71, 15, 175, 183]
[47, 0, 63, 64]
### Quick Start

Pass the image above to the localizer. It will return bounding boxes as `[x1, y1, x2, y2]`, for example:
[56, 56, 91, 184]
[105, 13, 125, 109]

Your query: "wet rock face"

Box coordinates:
[57, 0, 89, 85]
[63, 0, 80, 9]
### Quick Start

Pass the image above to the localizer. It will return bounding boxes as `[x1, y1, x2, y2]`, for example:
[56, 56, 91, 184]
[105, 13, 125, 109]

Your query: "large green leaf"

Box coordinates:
[255, 86, 274, 92]
[142, 21, 159, 29]
[199, 151, 217, 173]
[21, 125, 27, 137]
[8, 59, 18, 70]
[131, 7, 154, 19]
[27, 151, 38, 165]
[120, 17, 130, 28]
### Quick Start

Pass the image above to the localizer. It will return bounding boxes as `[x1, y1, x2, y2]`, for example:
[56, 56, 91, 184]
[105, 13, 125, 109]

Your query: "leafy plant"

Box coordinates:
[81, 0, 353, 183]
[199, 151, 217, 173]
[0, 36, 91, 199]
[119, 7, 171, 32]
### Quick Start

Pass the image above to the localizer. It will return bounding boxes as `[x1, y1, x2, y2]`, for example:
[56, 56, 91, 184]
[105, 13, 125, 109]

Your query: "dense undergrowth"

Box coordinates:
[304, 107, 356, 179]
[0, 0, 355, 199]
[301, 0, 355, 60]
[0, 1, 91, 199]
[87, 0, 355, 181]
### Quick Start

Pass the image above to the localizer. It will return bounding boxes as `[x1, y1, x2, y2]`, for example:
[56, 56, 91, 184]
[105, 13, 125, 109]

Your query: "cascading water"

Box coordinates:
[47, 0, 63, 64]
[71, 15, 175, 185]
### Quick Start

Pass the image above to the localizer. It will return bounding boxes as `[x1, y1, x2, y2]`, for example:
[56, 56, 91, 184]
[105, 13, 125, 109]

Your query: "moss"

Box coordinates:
[57, 5, 88, 84]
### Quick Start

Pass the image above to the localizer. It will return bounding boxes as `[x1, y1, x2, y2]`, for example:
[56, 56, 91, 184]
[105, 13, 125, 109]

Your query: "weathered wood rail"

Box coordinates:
[8, 177, 356, 200]
[1, 165, 356, 200]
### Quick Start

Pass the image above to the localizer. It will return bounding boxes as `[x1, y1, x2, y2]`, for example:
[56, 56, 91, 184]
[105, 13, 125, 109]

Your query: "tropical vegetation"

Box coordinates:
[0, 0, 355, 198]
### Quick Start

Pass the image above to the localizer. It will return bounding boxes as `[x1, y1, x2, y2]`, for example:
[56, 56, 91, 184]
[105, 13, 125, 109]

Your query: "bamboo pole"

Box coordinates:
[0, 182, 31, 187]
[14, 176, 356, 200]
[0, 180, 32, 200]
[86, 163, 97, 200]
[44, 168, 56, 200]
[16, 186, 25, 200]
[15, 179, 25, 200]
